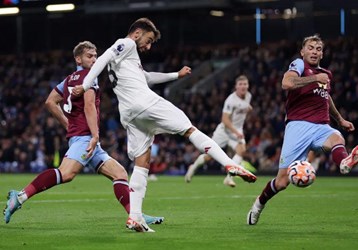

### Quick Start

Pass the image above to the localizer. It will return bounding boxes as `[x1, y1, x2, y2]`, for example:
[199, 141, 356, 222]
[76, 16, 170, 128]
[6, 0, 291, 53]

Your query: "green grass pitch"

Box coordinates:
[0, 174, 357, 250]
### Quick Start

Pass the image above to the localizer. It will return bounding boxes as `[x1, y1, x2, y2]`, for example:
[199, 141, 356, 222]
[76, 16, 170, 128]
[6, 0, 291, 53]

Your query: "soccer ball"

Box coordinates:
[287, 160, 316, 187]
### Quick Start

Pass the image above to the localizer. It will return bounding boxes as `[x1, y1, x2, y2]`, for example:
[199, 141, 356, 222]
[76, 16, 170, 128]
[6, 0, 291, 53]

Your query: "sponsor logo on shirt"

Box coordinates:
[313, 88, 329, 99]
[117, 43, 125, 52]
[112, 43, 125, 56]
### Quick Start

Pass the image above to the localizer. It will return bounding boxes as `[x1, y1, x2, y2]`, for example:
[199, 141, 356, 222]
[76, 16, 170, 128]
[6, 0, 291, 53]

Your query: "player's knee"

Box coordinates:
[60, 171, 77, 183]
[112, 166, 128, 180]
[100, 159, 128, 181]
[183, 126, 196, 137]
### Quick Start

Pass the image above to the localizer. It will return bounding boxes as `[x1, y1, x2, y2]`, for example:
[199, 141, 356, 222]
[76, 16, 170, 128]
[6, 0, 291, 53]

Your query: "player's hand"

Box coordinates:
[235, 131, 244, 139]
[72, 85, 85, 96]
[315, 73, 330, 85]
[86, 136, 99, 158]
[178, 66, 191, 78]
[339, 119, 355, 132]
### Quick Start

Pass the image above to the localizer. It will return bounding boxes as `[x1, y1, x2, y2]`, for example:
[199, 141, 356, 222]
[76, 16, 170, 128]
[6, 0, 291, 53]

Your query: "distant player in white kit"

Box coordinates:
[73, 18, 256, 233]
[185, 75, 253, 187]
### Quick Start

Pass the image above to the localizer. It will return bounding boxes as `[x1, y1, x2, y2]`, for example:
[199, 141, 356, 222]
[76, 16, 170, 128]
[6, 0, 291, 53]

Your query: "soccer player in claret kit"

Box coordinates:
[3, 41, 163, 227]
[247, 34, 358, 225]
[72, 17, 257, 232]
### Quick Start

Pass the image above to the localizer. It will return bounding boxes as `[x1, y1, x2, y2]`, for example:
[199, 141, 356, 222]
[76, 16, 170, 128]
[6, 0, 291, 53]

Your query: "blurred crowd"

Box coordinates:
[1, 37, 357, 175]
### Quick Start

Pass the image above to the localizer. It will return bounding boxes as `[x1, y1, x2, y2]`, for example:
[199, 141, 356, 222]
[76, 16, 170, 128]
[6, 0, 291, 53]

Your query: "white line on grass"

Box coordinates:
[0, 193, 342, 205]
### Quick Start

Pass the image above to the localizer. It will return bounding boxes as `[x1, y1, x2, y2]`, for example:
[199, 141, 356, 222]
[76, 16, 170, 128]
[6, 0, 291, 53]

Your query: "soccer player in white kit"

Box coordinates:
[73, 18, 257, 232]
[185, 75, 253, 187]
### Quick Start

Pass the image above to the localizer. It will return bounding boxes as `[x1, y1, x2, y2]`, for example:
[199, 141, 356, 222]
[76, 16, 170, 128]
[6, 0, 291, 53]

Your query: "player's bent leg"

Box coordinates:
[58, 158, 83, 183]
[186, 128, 256, 183]
[98, 158, 128, 181]
[185, 154, 210, 183]
[4, 166, 68, 224]
[340, 145, 358, 174]
[247, 170, 288, 225]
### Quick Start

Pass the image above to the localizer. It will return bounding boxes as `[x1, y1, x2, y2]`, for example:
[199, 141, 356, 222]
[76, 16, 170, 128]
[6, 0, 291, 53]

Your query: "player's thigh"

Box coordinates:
[313, 125, 344, 150]
[145, 99, 192, 135]
[279, 121, 313, 168]
[58, 158, 83, 181]
[126, 121, 154, 161]
[66, 136, 92, 165]
[99, 158, 128, 180]
[212, 125, 230, 148]
[88, 144, 112, 172]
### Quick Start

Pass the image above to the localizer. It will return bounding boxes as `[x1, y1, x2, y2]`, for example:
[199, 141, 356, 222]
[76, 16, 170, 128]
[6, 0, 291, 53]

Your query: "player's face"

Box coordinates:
[300, 40, 323, 66]
[235, 80, 249, 98]
[77, 48, 97, 69]
[136, 31, 155, 53]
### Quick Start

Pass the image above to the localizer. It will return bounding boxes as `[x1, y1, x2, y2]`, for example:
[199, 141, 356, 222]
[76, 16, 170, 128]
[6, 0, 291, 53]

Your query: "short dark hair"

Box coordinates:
[73, 41, 97, 58]
[128, 17, 161, 41]
[302, 34, 324, 48]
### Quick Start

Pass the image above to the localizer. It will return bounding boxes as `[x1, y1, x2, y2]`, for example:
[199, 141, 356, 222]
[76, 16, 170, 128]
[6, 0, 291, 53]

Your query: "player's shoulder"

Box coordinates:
[77, 68, 90, 74]
[246, 91, 252, 100]
[287, 58, 304, 75]
[289, 58, 304, 68]
[112, 38, 135, 50]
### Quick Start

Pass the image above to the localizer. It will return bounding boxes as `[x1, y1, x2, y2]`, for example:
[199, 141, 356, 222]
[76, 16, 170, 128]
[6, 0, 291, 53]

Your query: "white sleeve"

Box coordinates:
[222, 95, 234, 115]
[83, 48, 114, 91]
[143, 71, 179, 85]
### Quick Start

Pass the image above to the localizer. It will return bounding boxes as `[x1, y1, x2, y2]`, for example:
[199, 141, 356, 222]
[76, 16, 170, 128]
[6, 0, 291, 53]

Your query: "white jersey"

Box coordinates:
[220, 91, 252, 133]
[107, 38, 162, 127]
[82, 37, 178, 128]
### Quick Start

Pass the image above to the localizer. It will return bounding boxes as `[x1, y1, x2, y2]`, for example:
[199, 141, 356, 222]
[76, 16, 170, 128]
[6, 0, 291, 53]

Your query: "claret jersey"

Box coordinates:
[55, 67, 100, 138]
[285, 58, 332, 124]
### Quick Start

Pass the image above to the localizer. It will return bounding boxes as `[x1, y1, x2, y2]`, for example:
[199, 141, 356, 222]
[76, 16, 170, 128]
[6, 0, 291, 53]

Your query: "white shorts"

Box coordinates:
[126, 99, 192, 160]
[212, 123, 245, 151]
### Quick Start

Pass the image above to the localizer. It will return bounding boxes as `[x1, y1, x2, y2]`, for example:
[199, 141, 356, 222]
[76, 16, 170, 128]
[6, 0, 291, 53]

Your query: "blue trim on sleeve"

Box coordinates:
[288, 58, 304, 76]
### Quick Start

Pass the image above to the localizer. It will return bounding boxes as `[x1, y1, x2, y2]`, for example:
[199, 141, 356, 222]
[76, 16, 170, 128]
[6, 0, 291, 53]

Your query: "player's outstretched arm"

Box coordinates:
[144, 66, 191, 85]
[73, 49, 113, 96]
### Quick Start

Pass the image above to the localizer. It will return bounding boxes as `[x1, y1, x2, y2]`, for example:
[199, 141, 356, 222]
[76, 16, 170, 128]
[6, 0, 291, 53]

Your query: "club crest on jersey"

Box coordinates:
[317, 82, 328, 89]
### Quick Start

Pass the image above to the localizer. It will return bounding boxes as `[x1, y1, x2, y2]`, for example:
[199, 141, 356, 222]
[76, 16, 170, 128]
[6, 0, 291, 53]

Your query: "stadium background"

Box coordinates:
[0, 0, 358, 176]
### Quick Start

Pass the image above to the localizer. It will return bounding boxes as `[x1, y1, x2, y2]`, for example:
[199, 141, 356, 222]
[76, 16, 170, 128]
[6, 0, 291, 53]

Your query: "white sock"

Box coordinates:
[189, 129, 236, 167]
[191, 154, 206, 171]
[17, 190, 28, 204]
[232, 154, 243, 165]
[129, 166, 149, 221]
